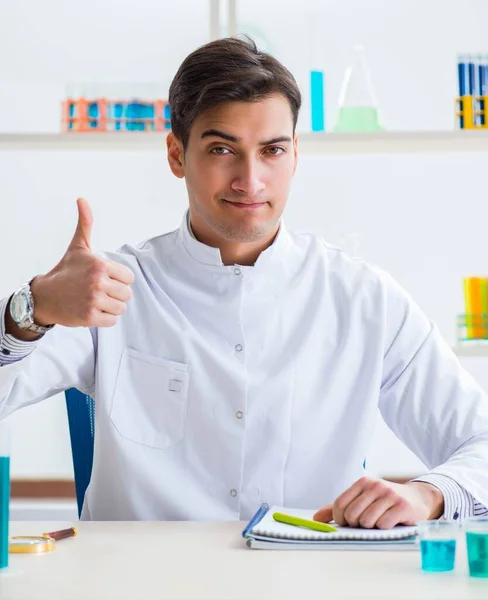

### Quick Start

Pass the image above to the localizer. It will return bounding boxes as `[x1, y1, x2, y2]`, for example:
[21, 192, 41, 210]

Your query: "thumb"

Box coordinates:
[69, 197, 93, 251]
[313, 504, 333, 523]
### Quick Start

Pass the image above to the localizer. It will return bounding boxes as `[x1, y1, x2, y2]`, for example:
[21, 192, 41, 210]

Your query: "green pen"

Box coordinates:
[273, 512, 338, 533]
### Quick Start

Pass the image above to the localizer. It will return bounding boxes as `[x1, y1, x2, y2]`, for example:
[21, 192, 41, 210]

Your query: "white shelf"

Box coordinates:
[299, 130, 488, 154]
[452, 344, 488, 357]
[2, 130, 488, 154]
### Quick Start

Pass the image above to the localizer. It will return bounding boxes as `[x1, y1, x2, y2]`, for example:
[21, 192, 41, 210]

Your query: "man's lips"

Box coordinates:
[223, 200, 267, 209]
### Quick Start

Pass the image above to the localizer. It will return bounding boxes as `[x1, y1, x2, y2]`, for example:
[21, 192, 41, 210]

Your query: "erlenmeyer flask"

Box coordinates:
[334, 45, 383, 132]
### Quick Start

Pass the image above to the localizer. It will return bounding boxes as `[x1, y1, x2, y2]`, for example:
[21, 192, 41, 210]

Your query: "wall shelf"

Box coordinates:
[452, 345, 488, 357]
[2, 130, 488, 154]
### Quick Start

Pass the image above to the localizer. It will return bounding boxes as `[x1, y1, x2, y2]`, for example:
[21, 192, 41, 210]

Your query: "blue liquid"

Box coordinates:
[68, 101, 75, 130]
[420, 539, 456, 572]
[113, 103, 124, 131]
[458, 59, 466, 129]
[310, 70, 325, 132]
[126, 102, 145, 131]
[466, 532, 488, 578]
[88, 102, 99, 129]
[0, 456, 10, 569]
[164, 103, 171, 129]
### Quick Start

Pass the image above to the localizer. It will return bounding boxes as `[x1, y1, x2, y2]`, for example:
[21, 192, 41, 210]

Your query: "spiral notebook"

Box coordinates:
[243, 504, 418, 551]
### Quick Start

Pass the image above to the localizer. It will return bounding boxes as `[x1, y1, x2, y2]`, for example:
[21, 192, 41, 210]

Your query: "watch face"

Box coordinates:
[10, 290, 29, 323]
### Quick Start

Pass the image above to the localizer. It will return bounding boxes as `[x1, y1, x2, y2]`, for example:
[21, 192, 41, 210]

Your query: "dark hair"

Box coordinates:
[169, 36, 301, 149]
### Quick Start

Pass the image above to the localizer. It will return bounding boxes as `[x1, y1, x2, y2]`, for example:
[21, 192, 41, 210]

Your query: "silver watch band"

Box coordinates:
[24, 320, 55, 335]
[11, 280, 55, 335]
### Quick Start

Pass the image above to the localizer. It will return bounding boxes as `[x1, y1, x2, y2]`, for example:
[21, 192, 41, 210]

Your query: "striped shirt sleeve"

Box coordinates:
[0, 296, 39, 365]
[412, 473, 488, 520]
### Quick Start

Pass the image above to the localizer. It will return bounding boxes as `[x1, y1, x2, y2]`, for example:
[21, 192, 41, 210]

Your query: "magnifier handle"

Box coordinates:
[43, 527, 78, 541]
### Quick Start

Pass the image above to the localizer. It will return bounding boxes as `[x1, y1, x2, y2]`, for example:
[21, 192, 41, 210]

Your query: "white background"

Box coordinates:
[1, 0, 488, 481]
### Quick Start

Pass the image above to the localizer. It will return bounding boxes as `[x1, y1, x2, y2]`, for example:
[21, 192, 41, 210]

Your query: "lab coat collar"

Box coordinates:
[178, 209, 290, 270]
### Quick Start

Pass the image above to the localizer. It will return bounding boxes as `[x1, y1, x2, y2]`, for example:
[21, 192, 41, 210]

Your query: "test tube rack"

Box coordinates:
[455, 96, 488, 129]
[61, 98, 171, 132]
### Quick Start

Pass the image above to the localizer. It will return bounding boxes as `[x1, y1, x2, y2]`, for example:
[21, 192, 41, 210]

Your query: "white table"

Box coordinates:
[1, 521, 487, 600]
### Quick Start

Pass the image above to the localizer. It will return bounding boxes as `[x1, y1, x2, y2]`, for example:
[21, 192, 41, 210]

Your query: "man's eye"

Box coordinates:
[210, 147, 231, 155]
[264, 147, 285, 155]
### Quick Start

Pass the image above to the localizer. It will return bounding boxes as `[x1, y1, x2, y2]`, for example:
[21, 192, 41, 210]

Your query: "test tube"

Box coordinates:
[457, 54, 468, 129]
[468, 54, 478, 126]
[310, 70, 325, 132]
[0, 421, 10, 569]
[478, 55, 486, 126]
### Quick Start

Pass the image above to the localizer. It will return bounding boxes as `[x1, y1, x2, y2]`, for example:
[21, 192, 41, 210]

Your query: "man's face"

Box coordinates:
[172, 94, 297, 244]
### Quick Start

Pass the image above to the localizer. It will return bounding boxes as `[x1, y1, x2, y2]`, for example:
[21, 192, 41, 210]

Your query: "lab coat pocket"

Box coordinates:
[109, 347, 190, 449]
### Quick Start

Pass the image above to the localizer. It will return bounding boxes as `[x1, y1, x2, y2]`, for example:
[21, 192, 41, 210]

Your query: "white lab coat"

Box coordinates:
[1, 212, 488, 521]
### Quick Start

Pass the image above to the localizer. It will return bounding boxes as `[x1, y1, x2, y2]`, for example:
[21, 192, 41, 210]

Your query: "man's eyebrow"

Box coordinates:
[200, 130, 293, 146]
[259, 136, 292, 145]
[200, 129, 240, 143]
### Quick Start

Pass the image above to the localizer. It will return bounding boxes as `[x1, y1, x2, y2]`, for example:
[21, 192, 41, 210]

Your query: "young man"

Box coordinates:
[1, 37, 487, 526]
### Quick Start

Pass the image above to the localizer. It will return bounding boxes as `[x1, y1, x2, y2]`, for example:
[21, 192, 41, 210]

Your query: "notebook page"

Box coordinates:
[251, 506, 418, 541]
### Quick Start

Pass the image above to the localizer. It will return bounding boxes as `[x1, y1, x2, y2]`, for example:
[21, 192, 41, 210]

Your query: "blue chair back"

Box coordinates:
[65, 388, 95, 517]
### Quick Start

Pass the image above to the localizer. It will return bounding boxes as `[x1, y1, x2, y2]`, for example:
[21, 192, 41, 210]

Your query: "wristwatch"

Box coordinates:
[9, 279, 55, 335]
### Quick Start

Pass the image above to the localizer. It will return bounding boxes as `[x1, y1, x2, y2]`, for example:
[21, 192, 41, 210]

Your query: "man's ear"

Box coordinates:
[292, 133, 298, 175]
[167, 132, 185, 178]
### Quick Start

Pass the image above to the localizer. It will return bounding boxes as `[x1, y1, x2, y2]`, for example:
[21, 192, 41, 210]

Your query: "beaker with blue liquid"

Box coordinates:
[417, 520, 459, 572]
[465, 517, 488, 578]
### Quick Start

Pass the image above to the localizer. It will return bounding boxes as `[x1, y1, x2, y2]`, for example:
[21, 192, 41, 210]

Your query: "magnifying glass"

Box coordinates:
[9, 527, 78, 554]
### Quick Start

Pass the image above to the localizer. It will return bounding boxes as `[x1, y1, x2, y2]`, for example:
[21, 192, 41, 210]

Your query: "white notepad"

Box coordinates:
[252, 506, 418, 540]
[247, 506, 418, 549]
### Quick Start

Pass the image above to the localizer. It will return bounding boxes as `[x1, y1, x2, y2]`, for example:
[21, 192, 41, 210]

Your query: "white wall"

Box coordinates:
[1, 0, 488, 480]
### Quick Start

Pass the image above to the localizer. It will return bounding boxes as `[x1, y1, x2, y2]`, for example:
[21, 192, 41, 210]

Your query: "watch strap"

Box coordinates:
[11, 280, 55, 335]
